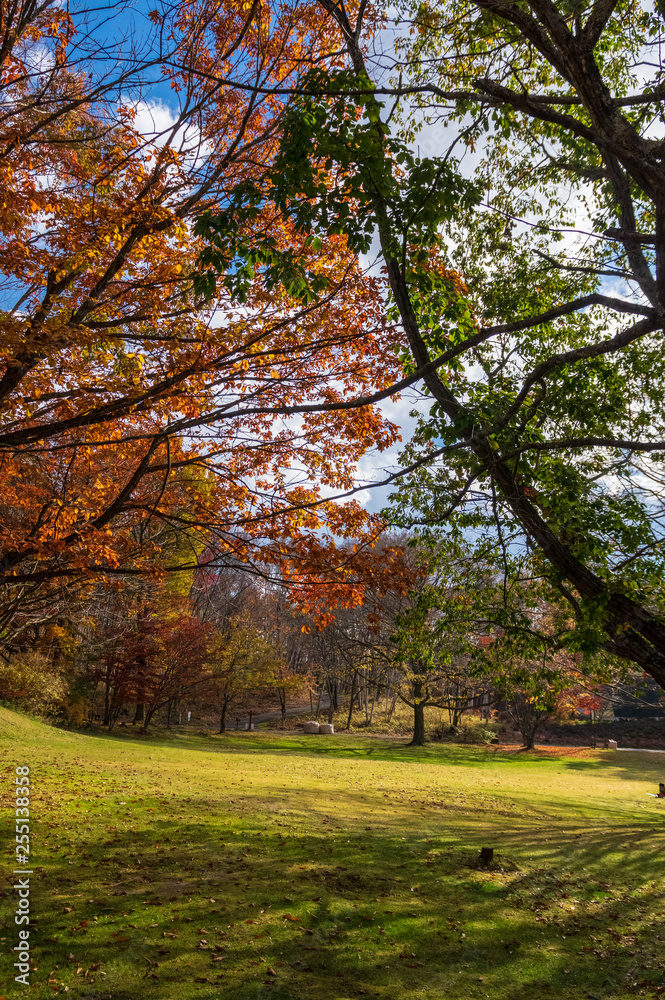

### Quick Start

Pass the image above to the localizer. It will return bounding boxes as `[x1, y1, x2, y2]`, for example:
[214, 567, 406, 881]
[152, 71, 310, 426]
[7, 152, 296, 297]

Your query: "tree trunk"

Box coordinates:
[141, 705, 156, 733]
[133, 702, 144, 724]
[219, 700, 228, 733]
[410, 700, 426, 746]
[103, 665, 111, 726]
[345, 670, 358, 730]
[326, 678, 335, 723]
[368, 685, 376, 724]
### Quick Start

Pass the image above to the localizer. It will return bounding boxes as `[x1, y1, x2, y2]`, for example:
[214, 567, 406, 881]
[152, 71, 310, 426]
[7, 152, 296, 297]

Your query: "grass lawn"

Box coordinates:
[1, 707, 665, 1000]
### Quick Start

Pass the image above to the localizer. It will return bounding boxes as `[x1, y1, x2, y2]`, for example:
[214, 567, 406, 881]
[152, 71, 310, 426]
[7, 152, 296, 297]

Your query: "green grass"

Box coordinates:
[2, 708, 665, 1000]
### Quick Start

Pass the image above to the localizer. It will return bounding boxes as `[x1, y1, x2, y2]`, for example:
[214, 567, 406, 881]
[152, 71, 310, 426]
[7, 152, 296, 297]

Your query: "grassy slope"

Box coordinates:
[1, 708, 664, 1000]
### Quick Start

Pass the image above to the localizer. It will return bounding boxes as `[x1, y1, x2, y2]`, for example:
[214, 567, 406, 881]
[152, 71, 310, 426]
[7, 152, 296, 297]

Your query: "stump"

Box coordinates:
[480, 847, 494, 864]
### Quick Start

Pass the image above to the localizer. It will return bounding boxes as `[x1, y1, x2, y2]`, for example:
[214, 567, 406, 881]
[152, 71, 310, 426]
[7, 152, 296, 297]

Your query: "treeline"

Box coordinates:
[1, 532, 633, 748]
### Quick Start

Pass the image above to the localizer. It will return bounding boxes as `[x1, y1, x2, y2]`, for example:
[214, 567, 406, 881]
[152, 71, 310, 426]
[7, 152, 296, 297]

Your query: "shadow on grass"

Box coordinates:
[5, 707, 664, 999]
[53, 723, 665, 792]
[32, 788, 665, 1000]
[50, 724, 555, 765]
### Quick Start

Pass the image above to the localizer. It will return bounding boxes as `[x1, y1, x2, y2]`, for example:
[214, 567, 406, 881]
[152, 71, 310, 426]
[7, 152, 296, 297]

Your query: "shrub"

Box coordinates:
[0, 651, 67, 716]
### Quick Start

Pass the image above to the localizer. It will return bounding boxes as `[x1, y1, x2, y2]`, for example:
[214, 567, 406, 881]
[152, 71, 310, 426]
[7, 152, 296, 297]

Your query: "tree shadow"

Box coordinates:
[30, 786, 665, 1000]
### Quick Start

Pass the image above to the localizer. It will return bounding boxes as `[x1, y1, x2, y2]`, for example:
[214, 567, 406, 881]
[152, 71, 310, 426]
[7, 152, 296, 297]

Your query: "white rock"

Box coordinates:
[303, 721, 320, 734]
[606, 739, 618, 750]
[318, 723, 334, 735]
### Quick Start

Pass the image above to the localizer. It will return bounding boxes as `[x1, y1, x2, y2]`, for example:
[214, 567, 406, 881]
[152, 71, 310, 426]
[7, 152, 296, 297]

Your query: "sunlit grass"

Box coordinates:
[1, 707, 664, 999]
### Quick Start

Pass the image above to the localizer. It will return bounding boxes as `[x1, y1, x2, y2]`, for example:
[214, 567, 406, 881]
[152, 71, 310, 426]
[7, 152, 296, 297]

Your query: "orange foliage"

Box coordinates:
[0, 0, 404, 632]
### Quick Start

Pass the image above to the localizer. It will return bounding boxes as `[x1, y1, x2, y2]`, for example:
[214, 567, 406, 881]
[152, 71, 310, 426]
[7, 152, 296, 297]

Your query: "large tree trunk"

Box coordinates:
[133, 702, 144, 724]
[403, 679, 430, 746]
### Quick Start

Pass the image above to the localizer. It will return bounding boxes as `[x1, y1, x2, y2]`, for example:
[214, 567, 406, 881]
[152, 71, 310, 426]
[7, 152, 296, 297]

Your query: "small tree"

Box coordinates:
[391, 545, 502, 746]
[97, 597, 213, 732]
[141, 614, 214, 733]
[506, 694, 548, 752]
[392, 598, 465, 747]
[210, 615, 280, 733]
[479, 637, 578, 750]
[273, 662, 307, 728]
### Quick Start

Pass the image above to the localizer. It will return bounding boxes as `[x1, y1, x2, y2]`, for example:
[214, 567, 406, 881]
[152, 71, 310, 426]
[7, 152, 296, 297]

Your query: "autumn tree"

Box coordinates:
[98, 592, 213, 731]
[0, 0, 408, 643]
[256, 592, 313, 726]
[209, 612, 281, 732]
